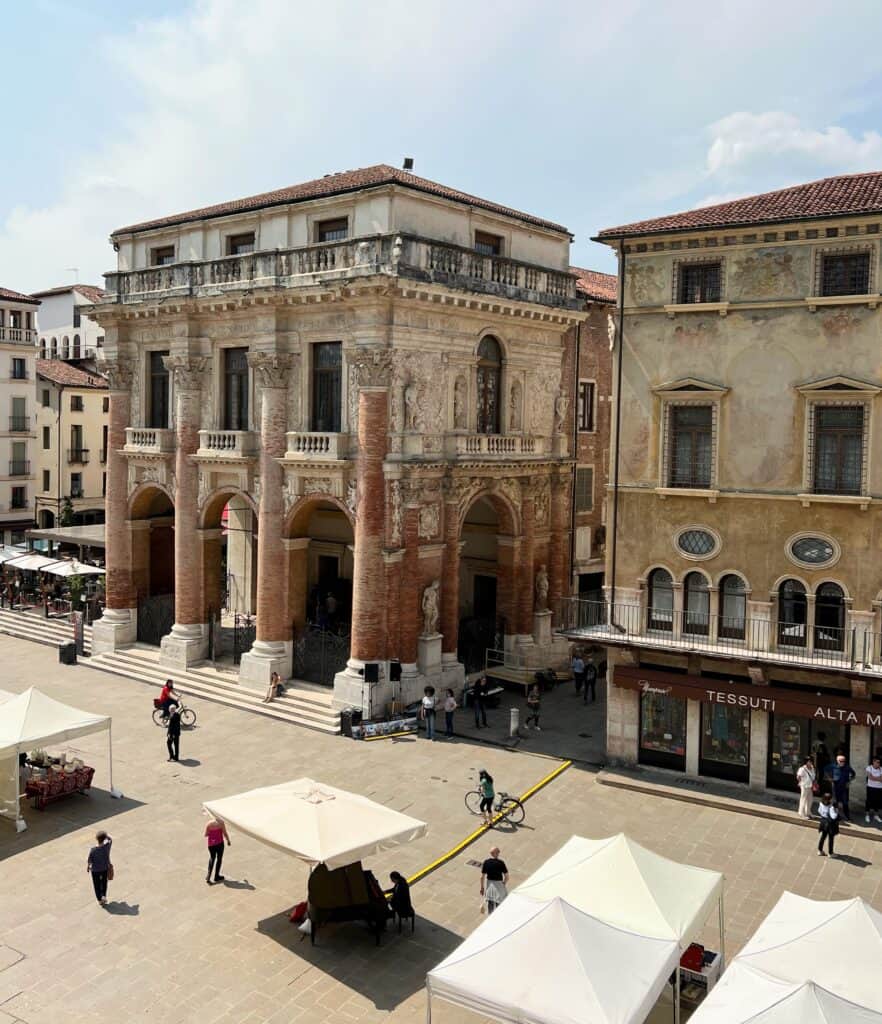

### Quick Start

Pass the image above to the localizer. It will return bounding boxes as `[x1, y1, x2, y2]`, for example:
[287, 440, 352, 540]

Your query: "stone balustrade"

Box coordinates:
[196, 430, 259, 458]
[124, 427, 176, 454]
[102, 234, 581, 310]
[285, 431, 351, 460]
[446, 433, 544, 459]
[0, 327, 36, 345]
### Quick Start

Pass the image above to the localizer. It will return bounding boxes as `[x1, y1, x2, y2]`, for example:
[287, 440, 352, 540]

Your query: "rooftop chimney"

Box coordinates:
[402, 157, 414, 171]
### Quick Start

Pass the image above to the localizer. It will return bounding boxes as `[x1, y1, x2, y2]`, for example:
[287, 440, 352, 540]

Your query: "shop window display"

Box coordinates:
[639, 691, 686, 770]
[700, 703, 750, 781]
[767, 715, 849, 791]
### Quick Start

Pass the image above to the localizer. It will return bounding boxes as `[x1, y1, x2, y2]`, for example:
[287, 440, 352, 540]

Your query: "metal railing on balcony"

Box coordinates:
[9, 496, 28, 510]
[8, 416, 29, 432]
[8, 460, 29, 477]
[103, 234, 581, 311]
[556, 598, 882, 675]
[67, 448, 90, 464]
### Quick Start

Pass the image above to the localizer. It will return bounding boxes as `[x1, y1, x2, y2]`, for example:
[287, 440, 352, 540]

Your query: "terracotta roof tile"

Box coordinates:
[597, 170, 882, 239]
[36, 360, 108, 389]
[112, 164, 570, 237]
[572, 266, 617, 303]
[0, 287, 40, 305]
[31, 284, 106, 304]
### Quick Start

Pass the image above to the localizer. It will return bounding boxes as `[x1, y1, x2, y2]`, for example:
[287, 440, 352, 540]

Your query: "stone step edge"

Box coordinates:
[103, 649, 336, 714]
[0, 620, 92, 652]
[598, 769, 882, 844]
[0, 609, 93, 634]
[90, 654, 340, 733]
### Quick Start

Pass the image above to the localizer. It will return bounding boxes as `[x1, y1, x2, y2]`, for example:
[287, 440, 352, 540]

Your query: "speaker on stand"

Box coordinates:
[362, 662, 379, 720]
[389, 660, 402, 711]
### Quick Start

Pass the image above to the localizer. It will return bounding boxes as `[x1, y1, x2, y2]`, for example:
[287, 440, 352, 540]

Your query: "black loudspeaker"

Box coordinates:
[389, 661, 402, 682]
[364, 662, 379, 684]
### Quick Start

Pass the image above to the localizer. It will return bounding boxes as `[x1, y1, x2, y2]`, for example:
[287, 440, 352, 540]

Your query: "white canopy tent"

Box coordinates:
[203, 778, 428, 870]
[4, 553, 62, 571]
[0, 687, 121, 832]
[427, 893, 680, 1024]
[41, 560, 106, 578]
[690, 893, 882, 1020]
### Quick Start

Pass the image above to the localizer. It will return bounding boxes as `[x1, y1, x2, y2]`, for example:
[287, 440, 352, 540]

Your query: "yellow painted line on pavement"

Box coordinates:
[406, 758, 572, 887]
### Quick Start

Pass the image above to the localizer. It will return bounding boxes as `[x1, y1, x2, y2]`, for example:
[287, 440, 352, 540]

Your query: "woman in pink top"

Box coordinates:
[204, 816, 230, 884]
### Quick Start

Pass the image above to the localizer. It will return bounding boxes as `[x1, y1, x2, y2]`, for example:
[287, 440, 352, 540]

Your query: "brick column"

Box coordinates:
[517, 492, 535, 640]
[441, 500, 461, 661]
[547, 469, 570, 621]
[239, 353, 292, 685]
[160, 355, 208, 668]
[91, 360, 137, 653]
[399, 505, 421, 668]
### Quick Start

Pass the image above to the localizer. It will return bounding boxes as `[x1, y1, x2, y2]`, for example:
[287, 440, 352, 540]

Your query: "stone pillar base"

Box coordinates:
[333, 659, 389, 717]
[532, 610, 552, 646]
[417, 633, 443, 676]
[91, 607, 137, 654]
[160, 623, 208, 669]
[238, 640, 292, 687]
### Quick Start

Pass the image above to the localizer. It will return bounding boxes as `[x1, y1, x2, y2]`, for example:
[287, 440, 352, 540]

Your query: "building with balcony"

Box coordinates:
[0, 288, 39, 544]
[32, 283, 106, 363]
[35, 361, 108, 531]
[86, 163, 588, 707]
[564, 171, 882, 806]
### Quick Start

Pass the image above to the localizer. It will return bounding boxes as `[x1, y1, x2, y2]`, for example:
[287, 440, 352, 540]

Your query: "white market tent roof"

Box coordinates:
[42, 560, 105, 577]
[203, 778, 428, 871]
[4, 553, 62, 571]
[427, 893, 680, 1024]
[0, 547, 26, 564]
[515, 833, 723, 946]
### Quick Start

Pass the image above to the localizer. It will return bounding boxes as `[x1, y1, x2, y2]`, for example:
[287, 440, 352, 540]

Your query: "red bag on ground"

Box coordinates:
[289, 901, 307, 924]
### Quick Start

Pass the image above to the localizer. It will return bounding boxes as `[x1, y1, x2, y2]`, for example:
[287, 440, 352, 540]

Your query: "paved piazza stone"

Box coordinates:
[1, 636, 881, 1024]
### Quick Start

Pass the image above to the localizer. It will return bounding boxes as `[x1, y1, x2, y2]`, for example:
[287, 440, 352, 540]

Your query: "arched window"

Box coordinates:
[778, 579, 807, 648]
[72, 333, 81, 359]
[476, 336, 502, 434]
[39, 337, 47, 359]
[719, 574, 747, 640]
[815, 582, 845, 652]
[62, 335, 69, 360]
[647, 568, 673, 632]
[683, 571, 710, 635]
[51, 337, 57, 358]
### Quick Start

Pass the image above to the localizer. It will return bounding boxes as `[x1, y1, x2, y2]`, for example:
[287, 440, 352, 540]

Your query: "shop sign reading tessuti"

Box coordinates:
[614, 665, 882, 728]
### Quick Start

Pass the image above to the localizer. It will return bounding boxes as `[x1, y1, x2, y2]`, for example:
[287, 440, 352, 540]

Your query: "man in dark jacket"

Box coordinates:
[166, 707, 181, 762]
[825, 753, 856, 821]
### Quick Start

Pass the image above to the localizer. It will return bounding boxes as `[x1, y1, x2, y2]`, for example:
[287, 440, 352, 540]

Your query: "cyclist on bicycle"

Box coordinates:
[158, 679, 180, 720]
[478, 770, 495, 825]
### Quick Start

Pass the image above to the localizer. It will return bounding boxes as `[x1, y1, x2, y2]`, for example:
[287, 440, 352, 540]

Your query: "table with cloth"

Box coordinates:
[25, 763, 94, 809]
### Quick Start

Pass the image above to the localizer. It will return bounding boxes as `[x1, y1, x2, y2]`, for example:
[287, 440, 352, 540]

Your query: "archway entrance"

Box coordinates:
[458, 496, 507, 674]
[288, 498, 354, 685]
[38, 510, 55, 529]
[129, 485, 175, 646]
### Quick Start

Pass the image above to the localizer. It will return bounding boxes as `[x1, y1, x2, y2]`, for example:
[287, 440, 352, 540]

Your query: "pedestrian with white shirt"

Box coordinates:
[817, 793, 840, 857]
[443, 689, 456, 738]
[796, 755, 816, 819]
[421, 686, 437, 740]
[865, 756, 882, 824]
[571, 651, 585, 696]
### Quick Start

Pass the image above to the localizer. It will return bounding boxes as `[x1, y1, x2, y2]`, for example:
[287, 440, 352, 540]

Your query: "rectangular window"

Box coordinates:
[42, 470, 50, 491]
[102, 396, 109, 413]
[820, 252, 870, 296]
[700, 703, 750, 782]
[41, 389, 50, 408]
[10, 487, 26, 510]
[668, 405, 713, 488]
[42, 426, 50, 449]
[70, 425, 85, 463]
[151, 245, 176, 266]
[70, 473, 82, 498]
[639, 692, 686, 771]
[102, 472, 107, 497]
[316, 218, 348, 243]
[813, 405, 864, 495]
[223, 347, 250, 431]
[678, 262, 721, 304]
[10, 397, 26, 433]
[73, 307, 81, 329]
[474, 231, 503, 256]
[311, 342, 342, 432]
[11, 358, 26, 380]
[575, 467, 594, 512]
[101, 424, 108, 462]
[578, 381, 595, 432]
[96, 336, 104, 348]
[226, 232, 255, 255]
[70, 395, 84, 412]
[148, 351, 170, 429]
[10, 442, 27, 477]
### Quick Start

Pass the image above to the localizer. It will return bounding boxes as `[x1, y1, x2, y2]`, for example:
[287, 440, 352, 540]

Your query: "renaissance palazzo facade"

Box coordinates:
[88, 165, 586, 709]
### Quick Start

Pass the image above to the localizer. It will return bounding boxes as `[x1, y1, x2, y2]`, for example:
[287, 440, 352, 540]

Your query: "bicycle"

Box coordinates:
[464, 786, 525, 825]
[152, 698, 197, 729]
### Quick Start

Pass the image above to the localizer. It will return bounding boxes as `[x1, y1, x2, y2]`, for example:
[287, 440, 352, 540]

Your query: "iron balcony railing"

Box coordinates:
[67, 448, 90, 464]
[8, 460, 29, 477]
[556, 597, 882, 675]
[8, 416, 29, 432]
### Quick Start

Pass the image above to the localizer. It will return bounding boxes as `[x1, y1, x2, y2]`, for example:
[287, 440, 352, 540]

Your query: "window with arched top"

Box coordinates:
[72, 334, 81, 359]
[815, 582, 845, 652]
[719, 574, 747, 640]
[62, 335, 69, 360]
[647, 568, 674, 632]
[778, 579, 807, 648]
[683, 571, 710, 635]
[476, 336, 502, 434]
[51, 337, 57, 358]
[39, 338, 47, 359]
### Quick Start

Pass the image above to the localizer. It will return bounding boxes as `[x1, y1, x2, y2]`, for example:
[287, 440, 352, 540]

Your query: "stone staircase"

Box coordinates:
[0, 606, 92, 653]
[90, 645, 341, 735]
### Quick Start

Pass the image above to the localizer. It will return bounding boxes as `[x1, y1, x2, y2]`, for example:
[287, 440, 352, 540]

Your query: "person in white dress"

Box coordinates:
[796, 755, 816, 819]
[865, 756, 882, 824]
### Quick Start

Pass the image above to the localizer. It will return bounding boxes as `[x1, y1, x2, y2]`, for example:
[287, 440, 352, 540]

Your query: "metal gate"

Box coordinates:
[137, 593, 175, 646]
[232, 612, 256, 665]
[458, 615, 505, 675]
[293, 625, 351, 686]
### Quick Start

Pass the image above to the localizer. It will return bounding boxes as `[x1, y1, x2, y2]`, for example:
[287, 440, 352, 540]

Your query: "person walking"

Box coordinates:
[204, 815, 230, 884]
[865, 755, 882, 824]
[480, 846, 509, 914]
[796, 755, 816, 819]
[166, 705, 181, 762]
[421, 686, 437, 740]
[525, 684, 541, 732]
[443, 689, 456, 738]
[478, 769, 495, 825]
[582, 659, 598, 704]
[817, 793, 840, 857]
[87, 830, 113, 905]
[472, 677, 488, 729]
[571, 651, 585, 696]
[825, 753, 856, 822]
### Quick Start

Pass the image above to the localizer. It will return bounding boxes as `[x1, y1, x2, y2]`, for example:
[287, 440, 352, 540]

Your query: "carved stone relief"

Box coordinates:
[247, 351, 294, 388]
[346, 478, 357, 514]
[530, 369, 558, 435]
[303, 477, 334, 495]
[453, 375, 467, 429]
[534, 480, 550, 526]
[509, 378, 523, 431]
[390, 480, 402, 547]
[418, 503, 440, 539]
[627, 261, 666, 305]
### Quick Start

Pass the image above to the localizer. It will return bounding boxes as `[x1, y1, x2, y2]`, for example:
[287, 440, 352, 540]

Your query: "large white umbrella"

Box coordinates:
[41, 560, 105, 577]
[203, 778, 427, 870]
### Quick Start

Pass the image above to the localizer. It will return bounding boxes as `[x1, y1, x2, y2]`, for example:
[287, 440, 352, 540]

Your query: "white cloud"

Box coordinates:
[691, 191, 752, 209]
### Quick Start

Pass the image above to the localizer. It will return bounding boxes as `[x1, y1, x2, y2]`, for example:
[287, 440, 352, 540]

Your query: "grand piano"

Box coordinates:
[307, 861, 390, 945]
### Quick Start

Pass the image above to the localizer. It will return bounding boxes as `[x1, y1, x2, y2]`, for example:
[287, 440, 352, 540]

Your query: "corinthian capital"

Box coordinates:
[103, 358, 134, 393]
[247, 351, 295, 388]
[346, 347, 393, 389]
[163, 354, 208, 391]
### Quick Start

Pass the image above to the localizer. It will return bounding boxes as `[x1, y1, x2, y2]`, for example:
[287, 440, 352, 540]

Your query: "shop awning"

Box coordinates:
[0, 547, 26, 564]
[26, 524, 106, 549]
[4, 554, 62, 571]
[41, 560, 105, 577]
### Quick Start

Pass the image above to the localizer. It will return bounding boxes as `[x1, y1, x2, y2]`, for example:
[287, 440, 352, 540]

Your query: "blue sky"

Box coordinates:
[4, 0, 882, 291]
